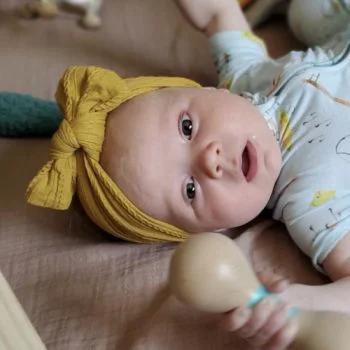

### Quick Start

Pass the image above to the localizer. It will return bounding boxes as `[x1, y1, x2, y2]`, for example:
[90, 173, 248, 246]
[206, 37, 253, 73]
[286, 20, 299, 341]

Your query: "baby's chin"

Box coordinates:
[175, 221, 232, 235]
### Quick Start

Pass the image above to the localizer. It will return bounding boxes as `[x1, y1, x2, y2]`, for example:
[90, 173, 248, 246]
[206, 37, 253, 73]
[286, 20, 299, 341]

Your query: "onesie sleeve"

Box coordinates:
[209, 29, 350, 96]
[209, 30, 280, 95]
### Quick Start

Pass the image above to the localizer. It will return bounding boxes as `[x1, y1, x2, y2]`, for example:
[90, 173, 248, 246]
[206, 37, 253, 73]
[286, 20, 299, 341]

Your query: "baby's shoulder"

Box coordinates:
[267, 33, 350, 99]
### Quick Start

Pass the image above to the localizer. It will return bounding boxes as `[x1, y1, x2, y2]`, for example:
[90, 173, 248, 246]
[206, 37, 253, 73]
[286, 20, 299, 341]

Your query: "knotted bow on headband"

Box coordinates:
[26, 66, 200, 242]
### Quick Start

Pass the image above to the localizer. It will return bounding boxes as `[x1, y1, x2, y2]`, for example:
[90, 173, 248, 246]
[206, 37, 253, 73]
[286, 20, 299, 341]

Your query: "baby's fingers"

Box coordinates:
[219, 296, 281, 337]
[262, 318, 298, 350]
[257, 271, 290, 293]
[220, 306, 252, 332]
[247, 302, 292, 348]
[234, 296, 277, 338]
[268, 278, 290, 293]
[219, 298, 297, 349]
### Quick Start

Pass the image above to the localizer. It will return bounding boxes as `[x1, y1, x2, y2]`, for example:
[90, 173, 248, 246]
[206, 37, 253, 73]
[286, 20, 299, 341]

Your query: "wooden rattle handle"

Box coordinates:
[169, 232, 350, 350]
[291, 310, 350, 350]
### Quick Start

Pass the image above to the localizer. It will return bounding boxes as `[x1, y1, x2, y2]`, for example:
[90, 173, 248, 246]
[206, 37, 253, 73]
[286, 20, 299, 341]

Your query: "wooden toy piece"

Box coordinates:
[18, 0, 102, 29]
[169, 232, 262, 313]
[169, 232, 350, 350]
[19, 1, 59, 19]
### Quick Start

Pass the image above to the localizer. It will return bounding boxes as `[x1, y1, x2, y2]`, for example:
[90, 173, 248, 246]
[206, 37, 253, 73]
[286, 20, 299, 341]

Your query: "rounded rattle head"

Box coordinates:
[169, 232, 261, 313]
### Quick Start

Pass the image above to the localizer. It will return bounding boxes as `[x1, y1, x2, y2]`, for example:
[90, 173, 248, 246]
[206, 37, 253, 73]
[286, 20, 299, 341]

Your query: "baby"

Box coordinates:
[26, 0, 350, 349]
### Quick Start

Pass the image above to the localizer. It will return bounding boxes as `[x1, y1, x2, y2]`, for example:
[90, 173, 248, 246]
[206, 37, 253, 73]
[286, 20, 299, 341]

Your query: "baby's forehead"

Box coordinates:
[105, 86, 198, 138]
[102, 90, 174, 177]
[101, 113, 172, 221]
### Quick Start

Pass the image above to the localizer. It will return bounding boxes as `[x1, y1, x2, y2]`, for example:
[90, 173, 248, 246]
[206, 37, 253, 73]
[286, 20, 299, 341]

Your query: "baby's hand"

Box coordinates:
[219, 272, 298, 349]
[174, 0, 236, 33]
[257, 270, 291, 294]
[175, 0, 221, 32]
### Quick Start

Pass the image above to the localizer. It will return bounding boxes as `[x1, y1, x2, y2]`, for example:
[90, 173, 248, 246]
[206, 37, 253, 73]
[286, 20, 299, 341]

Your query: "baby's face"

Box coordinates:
[101, 87, 281, 233]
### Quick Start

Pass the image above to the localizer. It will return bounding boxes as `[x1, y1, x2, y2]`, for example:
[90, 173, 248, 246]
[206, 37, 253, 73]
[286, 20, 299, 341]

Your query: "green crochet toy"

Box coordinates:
[0, 92, 62, 137]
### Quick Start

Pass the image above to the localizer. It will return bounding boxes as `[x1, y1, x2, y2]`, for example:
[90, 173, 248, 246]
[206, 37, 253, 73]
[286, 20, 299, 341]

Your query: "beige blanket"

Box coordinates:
[0, 1, 326, 349]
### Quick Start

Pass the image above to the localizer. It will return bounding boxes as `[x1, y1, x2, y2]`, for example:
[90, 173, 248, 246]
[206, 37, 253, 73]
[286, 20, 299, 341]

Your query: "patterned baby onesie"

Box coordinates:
[210, 28, 350, 272]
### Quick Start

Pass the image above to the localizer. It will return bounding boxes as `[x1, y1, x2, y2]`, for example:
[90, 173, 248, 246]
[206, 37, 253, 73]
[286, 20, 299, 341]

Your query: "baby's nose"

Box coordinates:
[198, 141, 224, 179]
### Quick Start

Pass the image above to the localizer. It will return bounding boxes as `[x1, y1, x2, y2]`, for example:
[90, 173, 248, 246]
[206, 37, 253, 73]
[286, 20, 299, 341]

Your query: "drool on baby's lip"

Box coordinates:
[241, 140, 257, 182]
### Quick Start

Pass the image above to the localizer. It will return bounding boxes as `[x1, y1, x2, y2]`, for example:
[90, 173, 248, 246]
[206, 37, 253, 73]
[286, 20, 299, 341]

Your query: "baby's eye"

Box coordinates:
[179, 112, 193, 141]
[184, 176, 196, 202]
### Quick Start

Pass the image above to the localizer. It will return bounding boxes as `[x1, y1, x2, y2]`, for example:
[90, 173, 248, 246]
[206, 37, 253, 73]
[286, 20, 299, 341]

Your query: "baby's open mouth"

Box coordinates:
[241, 141, 257, 182]
[241, 146, 250, 177]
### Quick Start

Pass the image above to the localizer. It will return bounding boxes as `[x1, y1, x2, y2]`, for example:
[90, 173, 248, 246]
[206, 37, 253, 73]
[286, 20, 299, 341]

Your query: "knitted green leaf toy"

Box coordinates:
[0, 92, 62, 137]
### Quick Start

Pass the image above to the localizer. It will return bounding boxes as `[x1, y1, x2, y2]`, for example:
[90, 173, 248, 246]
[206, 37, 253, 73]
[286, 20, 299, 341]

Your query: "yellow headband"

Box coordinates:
[26, 66, 200, 243]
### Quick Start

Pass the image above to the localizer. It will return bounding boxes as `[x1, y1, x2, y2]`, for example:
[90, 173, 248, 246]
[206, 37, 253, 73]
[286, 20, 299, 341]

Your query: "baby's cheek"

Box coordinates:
[205, 194, 238, 228]
[213, 186, 263, 227]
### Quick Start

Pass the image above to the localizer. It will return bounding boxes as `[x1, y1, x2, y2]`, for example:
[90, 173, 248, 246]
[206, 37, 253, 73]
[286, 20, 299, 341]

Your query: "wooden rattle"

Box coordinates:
[169, 232, 350, 350]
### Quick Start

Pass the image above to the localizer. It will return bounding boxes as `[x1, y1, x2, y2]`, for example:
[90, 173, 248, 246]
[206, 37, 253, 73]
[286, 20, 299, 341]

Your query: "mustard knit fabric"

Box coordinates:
[26, 66, 200, 243]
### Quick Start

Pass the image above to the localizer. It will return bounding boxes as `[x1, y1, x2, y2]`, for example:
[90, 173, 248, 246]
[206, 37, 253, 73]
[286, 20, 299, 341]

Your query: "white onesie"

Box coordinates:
[210, 28, 350, 272]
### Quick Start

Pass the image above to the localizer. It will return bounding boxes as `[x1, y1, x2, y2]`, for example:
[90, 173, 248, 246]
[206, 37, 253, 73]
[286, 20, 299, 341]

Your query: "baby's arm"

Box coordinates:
[281, 234, 350, 313]
[176, 0, 279, 96]
[175, 0, 250, 36]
